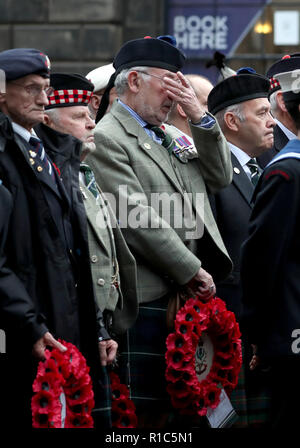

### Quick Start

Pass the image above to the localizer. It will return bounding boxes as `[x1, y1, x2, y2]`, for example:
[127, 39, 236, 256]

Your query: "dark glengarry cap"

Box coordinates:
[208, 73, 270, 115]
[113, 37, 186, 74]
[267, 54, 300, 94]
[0, 48, 50, 81]
[46, 73, 94, 109]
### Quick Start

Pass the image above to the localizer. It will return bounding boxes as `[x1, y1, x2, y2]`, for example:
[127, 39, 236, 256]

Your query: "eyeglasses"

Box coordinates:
[135, 70, 168, 84]
[9, 82, 54, 97]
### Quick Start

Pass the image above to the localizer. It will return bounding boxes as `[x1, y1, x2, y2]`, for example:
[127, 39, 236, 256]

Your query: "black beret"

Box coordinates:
[267, 55, 300, 94]
[208, 73, 270, 115]
[113, 37, 186, 74]
[0, 48, 50, 81]
[46, 73, 94, 109]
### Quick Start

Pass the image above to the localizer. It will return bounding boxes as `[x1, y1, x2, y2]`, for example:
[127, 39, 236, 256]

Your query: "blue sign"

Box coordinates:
[168, 0, 271, 57]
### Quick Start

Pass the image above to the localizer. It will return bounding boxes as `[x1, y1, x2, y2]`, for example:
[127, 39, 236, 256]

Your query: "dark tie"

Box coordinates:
[246, 158, 262, 186]
[29, 136, 55, 181]
[148, 126, 175, 155]
[80, 164, 100, 200]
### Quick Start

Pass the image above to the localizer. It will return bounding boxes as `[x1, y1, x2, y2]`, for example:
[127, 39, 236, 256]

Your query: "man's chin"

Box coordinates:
[82, 141, 96, 153]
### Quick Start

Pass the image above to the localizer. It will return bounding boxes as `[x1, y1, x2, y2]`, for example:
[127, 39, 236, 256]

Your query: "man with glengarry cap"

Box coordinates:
[241, 66, 300, 427]
[0, 48, 116, 428]
[87, 36, 233, 428]
[258, 54, 300, 168]
[207, 72, 276, 427]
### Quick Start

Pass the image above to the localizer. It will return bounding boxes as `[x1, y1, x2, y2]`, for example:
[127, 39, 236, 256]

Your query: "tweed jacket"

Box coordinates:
[79, 179, 139, 334]
[88, 102, 233, 303]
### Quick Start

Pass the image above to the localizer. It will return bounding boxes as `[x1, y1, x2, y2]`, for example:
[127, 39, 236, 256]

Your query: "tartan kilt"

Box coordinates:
[91, 365, 112, 428]
[116, 295, 208, 428]
[230, 344, 272, 428]
[117, 296, 171, 416]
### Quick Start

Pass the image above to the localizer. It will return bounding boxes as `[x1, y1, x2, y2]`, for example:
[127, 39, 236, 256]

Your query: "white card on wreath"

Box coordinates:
[206, 388, 237, 428]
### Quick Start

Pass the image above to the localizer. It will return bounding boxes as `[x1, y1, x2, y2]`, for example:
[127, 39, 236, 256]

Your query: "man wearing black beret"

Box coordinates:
[0, 49, 116, 428]
[208, 73, 275, 426]
[87, 36, 233, 427]
[241, 67, 300, 427]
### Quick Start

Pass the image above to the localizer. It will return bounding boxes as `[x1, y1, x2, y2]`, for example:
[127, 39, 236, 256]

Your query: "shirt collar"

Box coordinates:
[228, 142, 252, 167]
[275, 118, 297, 141]
[12, 122, 38, 142]
[118, 99, 148, 129]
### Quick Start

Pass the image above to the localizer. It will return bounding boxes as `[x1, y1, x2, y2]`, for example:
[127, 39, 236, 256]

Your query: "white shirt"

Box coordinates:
[11, 122, 39, 142]
[228, 142, 253, 182]
[275, 118, 297, 141]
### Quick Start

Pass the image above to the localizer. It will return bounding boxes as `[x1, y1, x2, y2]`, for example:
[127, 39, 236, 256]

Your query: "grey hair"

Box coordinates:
[269, 90, 279, 114]
[215, 103, 245, 130]
[114, 66, 150, 96]
[44, 107, 61, 124]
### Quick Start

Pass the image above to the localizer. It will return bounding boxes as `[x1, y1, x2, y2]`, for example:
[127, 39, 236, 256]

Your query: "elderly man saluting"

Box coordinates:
[88, 36, 233, 427]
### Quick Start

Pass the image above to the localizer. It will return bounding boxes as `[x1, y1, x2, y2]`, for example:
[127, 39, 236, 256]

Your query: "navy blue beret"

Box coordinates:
[113, 37, 186, 74]
[208, 73, 270, 115]
[0, 48, 50, 81]
[46, 73, 94, 109]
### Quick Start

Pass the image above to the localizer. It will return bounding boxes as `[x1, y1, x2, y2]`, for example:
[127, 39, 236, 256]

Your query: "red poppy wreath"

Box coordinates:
[31, 341, 95, 428]
[110, 372, 138, 428]
[165, 297, 242, 417]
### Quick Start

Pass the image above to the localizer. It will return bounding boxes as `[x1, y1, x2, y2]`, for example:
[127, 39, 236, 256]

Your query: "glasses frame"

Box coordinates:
[8, 82, 54, 97]
[135, 70, 168, 84]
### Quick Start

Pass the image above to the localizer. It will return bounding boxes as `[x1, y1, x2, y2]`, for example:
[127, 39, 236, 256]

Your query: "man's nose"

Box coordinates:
[86, 115, 95, 130]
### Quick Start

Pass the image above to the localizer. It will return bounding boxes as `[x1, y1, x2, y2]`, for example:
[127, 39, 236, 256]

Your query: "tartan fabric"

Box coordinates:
[230, 344, 272, 428]
[117, 295, 171, 416]
[116, 295, 208, 428]
[48, 89, 93, 106]
[91, 365, 112, 429]
[269, 77, 280, 92]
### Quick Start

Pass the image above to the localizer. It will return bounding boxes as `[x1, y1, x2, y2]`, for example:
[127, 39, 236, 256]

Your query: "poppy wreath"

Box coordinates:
[110, 371, 138, 428]
[31, 340, 95, 428]
[165, 296, 242, 417]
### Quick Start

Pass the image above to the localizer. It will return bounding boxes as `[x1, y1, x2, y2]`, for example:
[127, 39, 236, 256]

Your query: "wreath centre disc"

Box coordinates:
[195, 332, 214, 382]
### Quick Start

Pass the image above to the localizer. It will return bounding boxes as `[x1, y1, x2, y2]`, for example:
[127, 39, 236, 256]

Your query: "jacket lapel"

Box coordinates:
[111, 103, 186, 195]
[231, 153, 254, 206]
[14, 133, 64, 199]
[80, 182, 110, 255]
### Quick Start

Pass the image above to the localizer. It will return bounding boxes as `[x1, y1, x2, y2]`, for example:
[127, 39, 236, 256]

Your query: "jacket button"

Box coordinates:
[97, 278, 105, 286]
[91, 255, 98, 263]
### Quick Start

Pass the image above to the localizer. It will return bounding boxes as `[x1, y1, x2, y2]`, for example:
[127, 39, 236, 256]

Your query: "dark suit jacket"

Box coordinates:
[241, 140, 300, 358]
[209, 153, 254, 320]
[257, 124, 289, 168]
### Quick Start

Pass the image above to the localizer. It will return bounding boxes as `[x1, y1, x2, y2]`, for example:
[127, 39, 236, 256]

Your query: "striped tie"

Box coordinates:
[148, 126, 175, 155]
[80, 164, 100, 200]
[29, 136, 55, 181]
[246, 158, 262, 186]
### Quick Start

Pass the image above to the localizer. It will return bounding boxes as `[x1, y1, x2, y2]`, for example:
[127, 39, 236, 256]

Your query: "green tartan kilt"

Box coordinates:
[117, 296, 172, 415]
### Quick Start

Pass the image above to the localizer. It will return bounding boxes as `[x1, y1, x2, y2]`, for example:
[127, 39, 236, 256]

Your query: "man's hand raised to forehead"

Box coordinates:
[163, 71, 206, 124]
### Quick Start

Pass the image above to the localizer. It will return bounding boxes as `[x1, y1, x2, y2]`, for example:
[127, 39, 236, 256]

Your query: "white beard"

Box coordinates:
[82, 141, 96, 153]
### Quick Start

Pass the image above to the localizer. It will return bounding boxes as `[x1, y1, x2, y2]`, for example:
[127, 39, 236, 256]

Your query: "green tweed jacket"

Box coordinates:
[87, 101, 233, 303]
[80, 180, 139, 334]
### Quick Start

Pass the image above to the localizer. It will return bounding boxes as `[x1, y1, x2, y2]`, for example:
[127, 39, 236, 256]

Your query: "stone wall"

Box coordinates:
[0, 0, 165, 75]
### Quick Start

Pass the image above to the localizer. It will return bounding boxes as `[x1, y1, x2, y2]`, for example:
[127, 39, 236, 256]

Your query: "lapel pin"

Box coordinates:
[234, 167, 240, 174]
